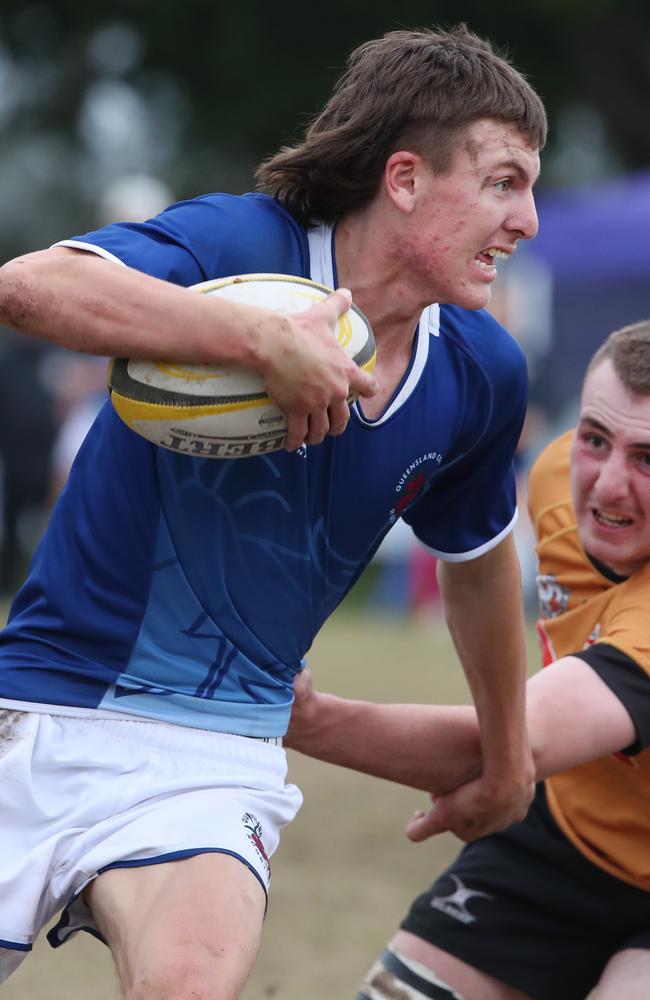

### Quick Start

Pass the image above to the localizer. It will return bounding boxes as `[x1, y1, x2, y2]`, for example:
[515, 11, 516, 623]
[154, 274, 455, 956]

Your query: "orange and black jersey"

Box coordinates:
[530, 431, 650, 891]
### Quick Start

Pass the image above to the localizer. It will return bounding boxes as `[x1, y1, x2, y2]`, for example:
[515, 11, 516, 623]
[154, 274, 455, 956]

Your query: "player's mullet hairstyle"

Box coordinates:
[256, 24, 547, 225]
[587, 320, 650, 396]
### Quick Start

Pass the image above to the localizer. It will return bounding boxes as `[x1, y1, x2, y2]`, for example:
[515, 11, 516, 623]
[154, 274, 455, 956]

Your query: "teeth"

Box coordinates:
[476, 248, 509, 270]
[595, 510, 632, 526]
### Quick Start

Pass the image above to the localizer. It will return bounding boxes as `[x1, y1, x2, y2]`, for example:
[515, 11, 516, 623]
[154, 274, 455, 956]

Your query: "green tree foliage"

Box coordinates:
[0, 0, 648, 256]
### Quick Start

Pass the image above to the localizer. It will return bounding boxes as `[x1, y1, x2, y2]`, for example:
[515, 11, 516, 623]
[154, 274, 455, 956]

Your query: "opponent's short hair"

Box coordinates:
[256, 24, 547, 225]
[587, 320, 650, 396]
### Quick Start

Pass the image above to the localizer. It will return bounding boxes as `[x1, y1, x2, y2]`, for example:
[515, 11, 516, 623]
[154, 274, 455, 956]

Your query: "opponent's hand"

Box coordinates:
[405, 770, 535, 844]
[256, 289, 377, 451]
[284, 668, 319, 750]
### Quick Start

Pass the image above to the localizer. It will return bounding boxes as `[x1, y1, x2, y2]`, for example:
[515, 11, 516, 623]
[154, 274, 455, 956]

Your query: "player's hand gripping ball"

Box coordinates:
[108, 274, 375, 459]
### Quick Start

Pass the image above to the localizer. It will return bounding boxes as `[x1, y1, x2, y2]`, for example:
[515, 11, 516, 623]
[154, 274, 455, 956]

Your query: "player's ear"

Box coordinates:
[384, 151, 421, 213]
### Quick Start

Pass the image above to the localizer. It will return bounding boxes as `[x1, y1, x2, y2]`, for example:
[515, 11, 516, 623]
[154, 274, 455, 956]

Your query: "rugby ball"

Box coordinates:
[107, 273, 375, 459]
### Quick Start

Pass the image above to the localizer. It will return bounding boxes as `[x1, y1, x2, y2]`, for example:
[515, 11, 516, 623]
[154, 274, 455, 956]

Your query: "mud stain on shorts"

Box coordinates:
[0, 711, 26, 759]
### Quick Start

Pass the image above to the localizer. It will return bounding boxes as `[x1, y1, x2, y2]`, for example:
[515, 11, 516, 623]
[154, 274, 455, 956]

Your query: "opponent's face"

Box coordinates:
[571, 359, 650, 576]
[391, 119, 540, 310]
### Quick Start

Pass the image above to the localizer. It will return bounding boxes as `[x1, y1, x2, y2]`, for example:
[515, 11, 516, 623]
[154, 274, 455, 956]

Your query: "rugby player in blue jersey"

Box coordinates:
[0, 25, 544, 1000]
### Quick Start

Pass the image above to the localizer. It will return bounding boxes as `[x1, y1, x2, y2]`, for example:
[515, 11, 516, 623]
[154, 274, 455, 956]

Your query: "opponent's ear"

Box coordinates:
[384, 151, 422, 213]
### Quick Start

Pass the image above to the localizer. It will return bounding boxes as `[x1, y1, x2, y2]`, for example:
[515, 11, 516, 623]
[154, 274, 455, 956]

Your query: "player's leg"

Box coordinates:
[357, 785, 638, 1000]
[0, 947, 31, 985]
[86, 851, 266, 1000]
[357, 934, 531, 999]
[592, 948, 650, 999]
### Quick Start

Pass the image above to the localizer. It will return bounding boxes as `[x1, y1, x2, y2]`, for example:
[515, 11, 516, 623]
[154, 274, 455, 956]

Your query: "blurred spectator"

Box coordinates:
[409, 545, 441, 618]
[369, 519, 442, 619]
[0, 332, 59, 592]
[0, 173, 174, 589]
[46, 354, 108, 502]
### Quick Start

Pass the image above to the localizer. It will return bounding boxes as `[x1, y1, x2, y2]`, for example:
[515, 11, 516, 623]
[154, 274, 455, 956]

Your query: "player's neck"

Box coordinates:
[334, 214, 425, 347]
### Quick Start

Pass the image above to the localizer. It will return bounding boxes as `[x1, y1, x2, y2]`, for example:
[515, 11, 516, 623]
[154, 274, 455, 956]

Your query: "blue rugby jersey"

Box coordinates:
[0, 193, 527, 735]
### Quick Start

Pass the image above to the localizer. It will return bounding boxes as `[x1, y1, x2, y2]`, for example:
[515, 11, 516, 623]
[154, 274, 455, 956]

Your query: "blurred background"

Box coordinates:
[1, 0, 650, 600]
[1, 3, 649, 995]
[2, 0, 650, 601]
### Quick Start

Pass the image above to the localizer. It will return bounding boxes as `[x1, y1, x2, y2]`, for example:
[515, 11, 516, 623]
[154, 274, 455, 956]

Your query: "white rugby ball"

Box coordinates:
[107, 273, 375, 459]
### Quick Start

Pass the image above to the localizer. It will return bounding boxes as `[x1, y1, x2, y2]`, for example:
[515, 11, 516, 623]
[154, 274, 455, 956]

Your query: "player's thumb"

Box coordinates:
[324, 288, 378, 396]
[405, 798, 450, 842]
[312, 287, 352, 326]
[328, 287, 353, 315]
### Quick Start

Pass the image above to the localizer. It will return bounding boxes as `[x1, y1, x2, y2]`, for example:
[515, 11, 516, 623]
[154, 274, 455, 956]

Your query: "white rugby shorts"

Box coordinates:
[0, 709, 302, 981]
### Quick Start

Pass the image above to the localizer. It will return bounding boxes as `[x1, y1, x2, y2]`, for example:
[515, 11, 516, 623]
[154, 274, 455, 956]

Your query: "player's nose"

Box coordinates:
[594, 455, 629, 503]
[508, 190, 538, 241]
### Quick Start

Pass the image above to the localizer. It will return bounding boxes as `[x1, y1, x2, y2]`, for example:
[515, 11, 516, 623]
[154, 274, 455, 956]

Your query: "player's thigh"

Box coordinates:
[592, 948, 650, 999]
[86, 852, 266, 1000]
[365, 931, 533, 1000]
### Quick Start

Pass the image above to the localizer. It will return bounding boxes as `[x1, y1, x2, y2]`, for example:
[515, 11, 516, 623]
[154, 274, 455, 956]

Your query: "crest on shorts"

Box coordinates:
[242, 812, 270, 881]
[537, 574, 570, 618]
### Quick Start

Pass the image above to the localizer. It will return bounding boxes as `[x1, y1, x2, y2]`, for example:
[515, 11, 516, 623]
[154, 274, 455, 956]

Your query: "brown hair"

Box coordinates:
[587, 320, 650, 396]
[256, 25, 547, 225]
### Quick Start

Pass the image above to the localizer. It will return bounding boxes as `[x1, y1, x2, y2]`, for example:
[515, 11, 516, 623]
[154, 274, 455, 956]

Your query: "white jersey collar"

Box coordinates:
[307, 223, 440, 425]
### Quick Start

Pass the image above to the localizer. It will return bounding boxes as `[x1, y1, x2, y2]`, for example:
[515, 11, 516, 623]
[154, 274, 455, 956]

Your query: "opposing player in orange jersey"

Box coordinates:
[287, 320, 650, 1000]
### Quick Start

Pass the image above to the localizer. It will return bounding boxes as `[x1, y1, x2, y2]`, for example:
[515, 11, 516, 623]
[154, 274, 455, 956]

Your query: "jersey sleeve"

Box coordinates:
[54, 193, 308, 285]
[403, 315, 528, 560]
[573, 643, 650, 754]
[526, 430, 573, 533]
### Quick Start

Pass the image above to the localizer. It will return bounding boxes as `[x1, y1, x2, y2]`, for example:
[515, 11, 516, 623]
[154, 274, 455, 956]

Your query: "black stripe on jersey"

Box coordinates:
[585, 551, 629, 584]
[573, 642, 650, 755]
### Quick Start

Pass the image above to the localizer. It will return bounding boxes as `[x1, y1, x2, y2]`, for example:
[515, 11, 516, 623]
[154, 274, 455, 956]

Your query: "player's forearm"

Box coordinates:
[439, 537, 532, 789]
[285, 690, 482, 792]
[0, 249, 274, 364]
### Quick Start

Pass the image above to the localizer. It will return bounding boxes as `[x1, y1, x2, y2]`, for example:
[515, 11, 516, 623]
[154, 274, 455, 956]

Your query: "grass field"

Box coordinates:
[2, 608, 539, 999]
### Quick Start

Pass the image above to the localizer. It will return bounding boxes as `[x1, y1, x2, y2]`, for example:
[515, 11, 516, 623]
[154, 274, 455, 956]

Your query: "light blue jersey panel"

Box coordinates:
[98, 518, 294, 735]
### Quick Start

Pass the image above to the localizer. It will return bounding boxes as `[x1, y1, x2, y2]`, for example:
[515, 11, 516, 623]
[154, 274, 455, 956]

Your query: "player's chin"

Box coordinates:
[583, 530, 638, 575]
[453, 285, 493, 311]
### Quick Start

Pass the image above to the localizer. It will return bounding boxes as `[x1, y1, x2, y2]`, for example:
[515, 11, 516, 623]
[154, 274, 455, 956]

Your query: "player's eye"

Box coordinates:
[494, 179, 511, 193]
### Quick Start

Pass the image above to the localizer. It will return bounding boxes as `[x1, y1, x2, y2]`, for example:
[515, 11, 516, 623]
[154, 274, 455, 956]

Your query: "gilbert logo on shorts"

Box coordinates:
[430, 875, 492, 924]
[242, 812, 271, 880]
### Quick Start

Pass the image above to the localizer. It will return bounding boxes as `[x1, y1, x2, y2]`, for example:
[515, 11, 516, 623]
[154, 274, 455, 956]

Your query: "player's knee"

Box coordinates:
[127, 972, 212, 1000]
[357, 947, 467, 1000]
[125, 947, 234, 1000]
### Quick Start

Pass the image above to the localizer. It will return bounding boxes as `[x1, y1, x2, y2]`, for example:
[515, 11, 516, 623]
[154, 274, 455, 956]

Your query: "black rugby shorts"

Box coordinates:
[401, 784, 650, 1000]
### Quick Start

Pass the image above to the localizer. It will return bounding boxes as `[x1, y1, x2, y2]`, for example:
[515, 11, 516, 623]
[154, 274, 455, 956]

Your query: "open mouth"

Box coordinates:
[475, 247, 509, 271]
[593, 509, 634, 528]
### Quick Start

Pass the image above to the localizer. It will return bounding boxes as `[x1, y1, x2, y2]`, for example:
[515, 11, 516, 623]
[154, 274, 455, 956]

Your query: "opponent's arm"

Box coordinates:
[525, 655, 637, 776]
[286, 656, 638, 841]
[285, 668, 482, 791]
[406, 653, 637, 840]
[0, 248, 376, 449]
